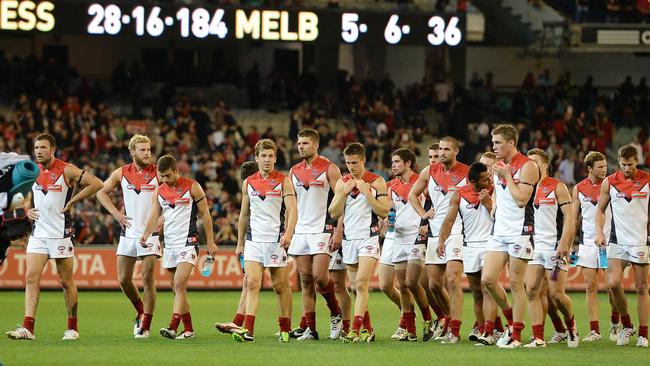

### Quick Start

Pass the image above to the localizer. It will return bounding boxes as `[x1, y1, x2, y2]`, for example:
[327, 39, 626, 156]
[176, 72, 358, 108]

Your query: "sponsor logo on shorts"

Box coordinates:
[180, 251, 186, 258]
[58, 245, 65, 254]
[513, 244, 521, 254]
[366, 245, 374, 251]
[317, 242, 326, 249]
[271, 254, 279, 264]
[411, 248, 420, 254]
[453, 248, 461, 254]
[638, 252, 646, 258]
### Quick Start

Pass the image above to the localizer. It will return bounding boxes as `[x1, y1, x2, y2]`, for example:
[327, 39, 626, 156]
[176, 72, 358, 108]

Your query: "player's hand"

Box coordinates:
[139, 235, 148, 248]
[27, 208, 40, 221]
[493, 161, 511, 179]
[329, 234, 342, 252]
[425, 208, 435, 219]
[419, 225, 428, 237]
[436, 242, 445, 258]
[279, 233, 292, 249]
[594, 233, 606, 247]
[355, 180, 372, 197]
[207, 242, 218, 257]
[113, 211, 132, 229]
[60, 202, 73, 214]
[343, 179, 357, 194]
[556, 244, 569, 261]
[384, 217, 395, 232]
[479, 189, 492, 205]
[235, 243, 244, 256]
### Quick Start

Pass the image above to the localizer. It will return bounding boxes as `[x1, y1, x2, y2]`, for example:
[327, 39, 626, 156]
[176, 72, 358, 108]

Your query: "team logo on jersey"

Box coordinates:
[50, 172, 57, 180]
[466, 203, 479, 209]
[144, 174, 151, 181]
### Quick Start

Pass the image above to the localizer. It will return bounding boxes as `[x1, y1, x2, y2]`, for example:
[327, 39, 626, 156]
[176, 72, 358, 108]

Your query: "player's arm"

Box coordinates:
[236, 179, 250, 256]
[570, 186, 582, 244]
[363, 177, 389, 219]
[192, 182, 217, 257]
[327, 162, 343, 188]
[419, 194, 433, 236]
[408, 166, 430, 219]
[556, 182, 575, 258]
[496, 160, 539, 208]
[330, 214, 344, 251]
[96, 167, 132, 228]
[140, 188, 161, 245]
[61, 164, 103, 213]
[594, 177, 611, 247]
[437, 191, 460, 256]
[329, 179, 348, 220]
[280, 175, 297, 249]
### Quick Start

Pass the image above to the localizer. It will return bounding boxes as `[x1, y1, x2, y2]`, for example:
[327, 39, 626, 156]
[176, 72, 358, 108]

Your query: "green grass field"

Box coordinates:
[0, 291, 647, 365]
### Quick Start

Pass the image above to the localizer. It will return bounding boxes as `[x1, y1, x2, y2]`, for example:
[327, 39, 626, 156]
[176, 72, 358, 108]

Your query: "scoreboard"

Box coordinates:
[0, 0, 465, 46]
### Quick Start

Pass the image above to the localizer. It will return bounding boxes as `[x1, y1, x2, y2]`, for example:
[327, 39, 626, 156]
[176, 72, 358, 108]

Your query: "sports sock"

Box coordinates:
[132, 298, 144, 316]
[181, 313, 193, 332]
[611, 311, 620, 325]
[299, 315, 307, 329]
[67, 317, 78, 331]
[432, 302, 446, 319]
[169, 313, 181, 332]
[621, 314, 633, 329]
[589, 321, 599, 334]
[318, 280, 341, 317]
[449, 319, 461, 337]
[484, 320, 495, 335]
[305, 312, 316, 331]
[141, 313, 153, 331]
[551, 313, 566, 332]
[495, 316, 505, 332]
[244, 315, 256, 335]
[23, 316, 35, 333]
[532, 324, 544, 340]
[233, 313, 245, 327]
[511, 322, 525, 342]
[352, 316, 363, 333]
[639, 326, 648, 339]
[502, 307, 513, 326]
[363, 311, 373, 333]
[421, 306, 433, 322]
[399, 314, 406, 329]
[278, 317, 291, 333]
[342, 319, 351, 333]
[564, 316, 575, 331]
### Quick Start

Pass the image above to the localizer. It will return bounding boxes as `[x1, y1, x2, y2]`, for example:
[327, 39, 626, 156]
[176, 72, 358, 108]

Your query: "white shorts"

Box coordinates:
[26, 237, 74, 259]
[329, 248, 345, 271]
[486, 235, 534, 260]
[244, 240, 288, 268]
[380, 236, 396, 266]
[342, 236, 380, 265]
[391, 231, 422, 263]
[117, 235, 162, 258]
[529, 248, 567, 271]
[576, 245, 601, 269]
[162, 245, 198, 269]
[608, 243, 650, 264]
[463, 245, 486, 273]
[426, 235, 463, 264]
[288, 233, 332, 256]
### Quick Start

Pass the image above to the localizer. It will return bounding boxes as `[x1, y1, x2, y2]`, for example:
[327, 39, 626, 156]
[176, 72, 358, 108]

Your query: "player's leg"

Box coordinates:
[235, 260, 264, 341]
[55, 257, 79, 340]
[524, 263, 545, 346]
[481, 251, 511, 318]
[165, 262, 194, 339]
[313, 252, 341, 338]
[427, 264, 450, 316]
[117, 255, 141, 312]
[406, 260, 435, 340]
[546, 266, 577, 347]
[632, 262, 649, 347]
[330, 268, 352, 337]
[582, 267, 601, 340]
[467, 272, 484, 340]
[607, 258, 631, 345]
[270, 265, 293, 341]
[295, 255, 316, 337]
[8, 253, 49, 339]
[215, 276, 247, 334]
[442, 259, 464, 344]
[478, 274, 499, 345]
[136, 255, 157, 337]
[505, 256, 528, 346]
[379, 263, 401, 309]
[608, 279, 621, 341]
[350, 256, 377, 342]
[394, 262, 415, 340]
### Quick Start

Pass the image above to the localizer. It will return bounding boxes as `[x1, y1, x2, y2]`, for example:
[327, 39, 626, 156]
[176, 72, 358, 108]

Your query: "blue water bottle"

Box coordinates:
[598, 247, 608, 269]
[240, 253, 246, 273]
[201, 255, 214, 277]
[387, 208, 396, 232]
[569, 250, 578, 267]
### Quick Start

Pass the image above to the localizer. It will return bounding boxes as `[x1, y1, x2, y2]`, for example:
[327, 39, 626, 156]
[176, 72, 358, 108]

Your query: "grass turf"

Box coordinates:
[0, 291, 647, 365]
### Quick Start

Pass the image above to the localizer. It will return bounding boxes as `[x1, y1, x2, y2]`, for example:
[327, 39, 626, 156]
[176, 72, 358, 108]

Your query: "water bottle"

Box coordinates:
[387, 208, 396, 233]
[201, 255, 214, 277]
[550, 258, 564, 281]
[569, 250, 578, 267]
[240, 253, 246, 273]
[598, 247, 608, 269]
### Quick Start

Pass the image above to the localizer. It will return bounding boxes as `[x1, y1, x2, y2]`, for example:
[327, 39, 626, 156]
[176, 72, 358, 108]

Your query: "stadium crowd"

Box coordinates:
[1, 54, 648, 244]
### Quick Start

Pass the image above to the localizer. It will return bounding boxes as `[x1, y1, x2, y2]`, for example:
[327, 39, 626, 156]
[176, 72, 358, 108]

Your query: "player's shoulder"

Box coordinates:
[454, 161, 470, 175]
[364, 171, 383, 184]
[387, 177, 400, 188]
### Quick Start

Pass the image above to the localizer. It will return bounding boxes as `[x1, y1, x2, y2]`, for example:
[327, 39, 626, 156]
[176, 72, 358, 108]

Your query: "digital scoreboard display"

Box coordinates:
[0, 0, 465, 46]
